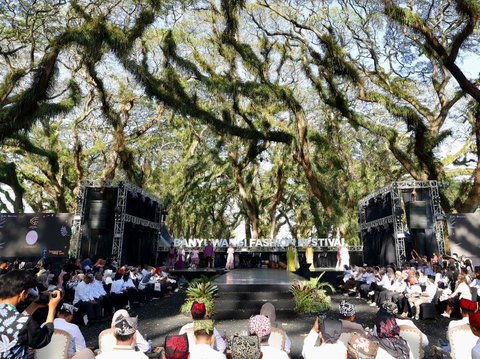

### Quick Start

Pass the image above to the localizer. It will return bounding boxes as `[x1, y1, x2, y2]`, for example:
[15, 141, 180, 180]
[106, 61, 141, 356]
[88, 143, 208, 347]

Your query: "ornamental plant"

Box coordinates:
[181, 275, 218, 316]
[290, 272, 335, 314]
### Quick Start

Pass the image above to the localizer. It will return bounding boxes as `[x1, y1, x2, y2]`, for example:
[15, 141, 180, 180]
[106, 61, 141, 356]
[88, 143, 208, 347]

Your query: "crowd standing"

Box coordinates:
[1, 251, 479, 359]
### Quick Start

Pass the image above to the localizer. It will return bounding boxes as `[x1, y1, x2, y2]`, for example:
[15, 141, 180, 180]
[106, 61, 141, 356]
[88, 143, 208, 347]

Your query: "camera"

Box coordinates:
[36, 289, 61, 304]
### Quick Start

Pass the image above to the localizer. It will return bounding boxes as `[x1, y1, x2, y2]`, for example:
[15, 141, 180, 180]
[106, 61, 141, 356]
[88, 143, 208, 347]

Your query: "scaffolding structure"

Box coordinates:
[70, 180, 165, 263]
[359, 180, 446, 267]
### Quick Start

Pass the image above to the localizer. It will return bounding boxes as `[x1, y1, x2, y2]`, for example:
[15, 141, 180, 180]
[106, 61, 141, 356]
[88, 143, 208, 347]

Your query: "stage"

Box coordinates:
[170, 267, 342, 287]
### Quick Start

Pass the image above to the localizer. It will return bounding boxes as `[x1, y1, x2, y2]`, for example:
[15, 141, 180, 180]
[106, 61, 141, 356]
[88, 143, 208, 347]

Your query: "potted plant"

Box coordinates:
[290, 272, 335, 314]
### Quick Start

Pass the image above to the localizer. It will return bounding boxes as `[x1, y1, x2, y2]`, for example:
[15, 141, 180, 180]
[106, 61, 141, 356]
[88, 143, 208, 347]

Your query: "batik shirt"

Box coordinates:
[0, 304, 30, 359]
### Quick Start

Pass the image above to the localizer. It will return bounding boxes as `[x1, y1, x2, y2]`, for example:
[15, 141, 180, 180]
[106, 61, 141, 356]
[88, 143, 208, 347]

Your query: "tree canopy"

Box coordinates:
[0, 0, 479, 242]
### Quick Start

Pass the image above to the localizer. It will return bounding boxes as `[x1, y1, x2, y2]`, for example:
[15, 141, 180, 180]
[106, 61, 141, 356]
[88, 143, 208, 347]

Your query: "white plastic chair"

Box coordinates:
[34, 329, 71, 359]
[268, 327, 286, 352]
[448, 323, 478, 359]
[399, 325, 423, 359]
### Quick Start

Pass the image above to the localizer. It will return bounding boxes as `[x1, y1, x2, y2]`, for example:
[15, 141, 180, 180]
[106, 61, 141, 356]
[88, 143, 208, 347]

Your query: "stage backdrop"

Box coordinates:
[447, 213, 480, 265]
[0, 213, 72, 258]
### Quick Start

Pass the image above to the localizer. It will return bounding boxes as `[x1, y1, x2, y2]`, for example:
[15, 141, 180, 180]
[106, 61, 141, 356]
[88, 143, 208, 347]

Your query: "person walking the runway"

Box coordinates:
[225, 244, 235, 270]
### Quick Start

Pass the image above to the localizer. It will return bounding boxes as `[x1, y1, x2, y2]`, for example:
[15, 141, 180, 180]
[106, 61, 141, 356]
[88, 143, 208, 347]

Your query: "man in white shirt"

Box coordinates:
[96, 313, 147, 359]
[302, 317, 347, 359]
[179, 301, 226, 353]
[73, 273, 101, 322]
[92, 272, 112, 317]
[53, 303, 95, 358]
[189, 320, 225, 359]
[249, 315, 289, 359]
[409, 279, 437, 320]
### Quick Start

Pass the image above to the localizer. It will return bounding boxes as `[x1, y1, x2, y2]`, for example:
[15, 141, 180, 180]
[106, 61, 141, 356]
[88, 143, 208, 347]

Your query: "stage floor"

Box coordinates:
[213, 268, 303, 288]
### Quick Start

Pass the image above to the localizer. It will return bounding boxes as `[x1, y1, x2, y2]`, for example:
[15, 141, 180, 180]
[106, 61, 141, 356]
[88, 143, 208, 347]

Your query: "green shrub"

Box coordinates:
[290, 272, 334, 314]
[181, 275, 218, 316]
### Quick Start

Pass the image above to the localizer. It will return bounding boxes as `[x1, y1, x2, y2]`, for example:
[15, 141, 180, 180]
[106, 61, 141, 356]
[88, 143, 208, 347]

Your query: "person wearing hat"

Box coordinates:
[53, 303, 95, 359]
[302, 317, 346, 358]
[459, 298, 480, 359]
[338, 300, 364, 332]
[179, 301, 226, 353]
[380, 301, 429, 348]
[249, 315, 288, 359]
[189, 320, 225, 359]
[96, 312, 148, 359]
[164, 334, 189, 359]
[259, 302, 291, 354]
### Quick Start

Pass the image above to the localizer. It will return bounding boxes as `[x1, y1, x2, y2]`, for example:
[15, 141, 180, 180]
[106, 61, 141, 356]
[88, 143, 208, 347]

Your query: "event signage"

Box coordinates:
[0, 213, 72, 258]
[173, 237, 346, 249]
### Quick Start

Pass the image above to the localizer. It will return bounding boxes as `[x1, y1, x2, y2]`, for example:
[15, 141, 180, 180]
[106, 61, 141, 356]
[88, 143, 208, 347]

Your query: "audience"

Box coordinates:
[338, 300, 364, 332]
[248, 314, 289, 359]
[302, 317, 346, 358]
[95, 312, 147, 359]
[53, 303, 95, 359]
[370, 312, 413, 359]
[179, 301, 226, 353]
[259, 302, 292, 353]
[0, 270, 62, 358]
[189, 320, 225, 359]
[0, 252, 478, 358]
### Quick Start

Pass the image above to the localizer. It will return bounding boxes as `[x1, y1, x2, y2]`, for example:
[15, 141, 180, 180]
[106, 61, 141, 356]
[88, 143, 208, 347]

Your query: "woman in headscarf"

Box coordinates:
[370, 312, 412, 359]
[260, 302, 291, 354]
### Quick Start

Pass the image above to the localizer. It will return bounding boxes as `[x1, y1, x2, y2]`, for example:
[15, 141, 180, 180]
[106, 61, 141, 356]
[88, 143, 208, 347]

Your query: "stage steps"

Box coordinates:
[212, 269, 298, 320]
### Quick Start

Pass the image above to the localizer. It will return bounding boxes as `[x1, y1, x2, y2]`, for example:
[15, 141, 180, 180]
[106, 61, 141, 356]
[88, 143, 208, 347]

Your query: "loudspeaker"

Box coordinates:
[88, 200, 108, 229]
[406, 201, 429, 229]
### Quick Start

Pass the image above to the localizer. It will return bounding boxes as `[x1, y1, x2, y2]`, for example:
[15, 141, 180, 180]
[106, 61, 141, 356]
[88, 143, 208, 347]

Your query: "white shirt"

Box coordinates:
[95, 345, 148, 359]
[473, 339, 480, 359]
[91, 280, 107, 298]
[451, 282, 472, 300]
[189, 343, 226, 359]
[179, 323, 226, 353]
[73, 280, 94, 304]
[448, 316, 469, 331]
[110, 279, 125, 294]
[123, 278, 136, 289]
[53, 318, 86, 357]
[260, 344, 289, 359]
[302, 330, 347, 359]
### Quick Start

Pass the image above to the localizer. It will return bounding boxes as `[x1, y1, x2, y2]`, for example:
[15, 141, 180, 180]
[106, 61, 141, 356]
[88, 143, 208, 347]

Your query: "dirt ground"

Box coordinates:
[83, 290, 450, 358]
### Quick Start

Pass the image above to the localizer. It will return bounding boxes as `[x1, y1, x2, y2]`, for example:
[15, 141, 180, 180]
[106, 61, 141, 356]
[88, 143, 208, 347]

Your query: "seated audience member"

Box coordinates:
[0, 270, 62, 358]
[96, 312, 148, 359]
[73, 273, 102, 323]
[92, 272, 112, 317]
[164, 334, 189, 359]
[398, 275, 421, 318]
[54, 303, 95, 359]
[338, 300, 364, 332]
[407, 278, 437, 320]
[460, 299, 480, 359]
[189, 320, 225, 359]
[179, 301, 226, 353]
[302, 317, 346, 358]
[249, 315, 289, 359]
[110, 274, 129, 310]
[370, 312, 413, 359]
[100, 309, 150, 353]
[442, 273, 472, 318]
[381, 301, 429, 349]
[260, 302, 292, 353]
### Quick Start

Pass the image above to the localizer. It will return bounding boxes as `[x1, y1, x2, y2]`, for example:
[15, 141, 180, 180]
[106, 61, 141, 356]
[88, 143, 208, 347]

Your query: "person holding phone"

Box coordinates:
[0, 269, 62, 359]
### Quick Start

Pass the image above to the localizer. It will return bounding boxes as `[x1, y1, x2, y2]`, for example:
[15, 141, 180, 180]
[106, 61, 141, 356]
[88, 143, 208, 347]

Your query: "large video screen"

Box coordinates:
[0, 213, 72, 258]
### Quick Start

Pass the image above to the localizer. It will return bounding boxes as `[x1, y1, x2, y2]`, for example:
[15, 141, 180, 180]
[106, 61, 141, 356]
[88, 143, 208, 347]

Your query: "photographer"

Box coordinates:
[0, 269, 62, 358]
